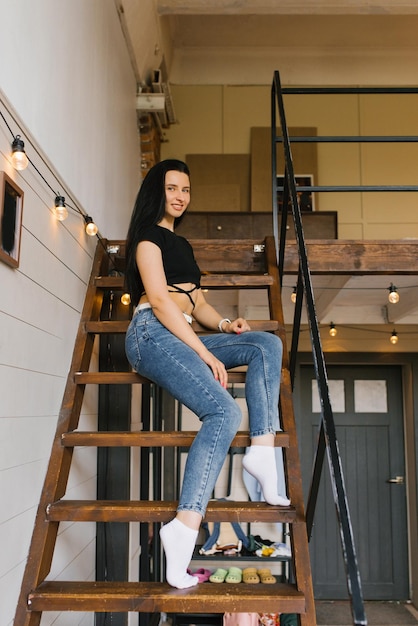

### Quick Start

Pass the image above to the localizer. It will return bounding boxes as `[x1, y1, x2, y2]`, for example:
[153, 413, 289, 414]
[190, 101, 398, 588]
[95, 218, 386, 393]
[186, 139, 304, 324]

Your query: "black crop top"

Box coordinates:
[139, 225, 201, 289]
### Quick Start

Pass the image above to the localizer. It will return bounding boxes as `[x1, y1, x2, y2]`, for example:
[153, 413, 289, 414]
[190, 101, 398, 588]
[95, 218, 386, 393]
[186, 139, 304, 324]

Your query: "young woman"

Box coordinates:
[125, 159, 290, 589]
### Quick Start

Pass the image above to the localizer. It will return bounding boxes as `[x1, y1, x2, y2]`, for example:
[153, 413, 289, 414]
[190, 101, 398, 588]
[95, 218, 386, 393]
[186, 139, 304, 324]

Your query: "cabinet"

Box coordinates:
[176, 211, 337, 240]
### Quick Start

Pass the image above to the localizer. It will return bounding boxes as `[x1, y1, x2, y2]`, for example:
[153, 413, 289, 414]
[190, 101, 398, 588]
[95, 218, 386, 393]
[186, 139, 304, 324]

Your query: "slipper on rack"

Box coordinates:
[187, 568, 212, 583]
[209, 568, 228, 583]
[257, 568, 276, 584]
[225, 566, 242, 583]
[242, 567, 260, 584]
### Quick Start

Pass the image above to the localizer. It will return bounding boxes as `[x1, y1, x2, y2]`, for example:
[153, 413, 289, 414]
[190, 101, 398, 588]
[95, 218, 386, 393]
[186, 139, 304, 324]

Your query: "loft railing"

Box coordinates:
[272, 73, 418, 626]
[271, 71, 366, 625]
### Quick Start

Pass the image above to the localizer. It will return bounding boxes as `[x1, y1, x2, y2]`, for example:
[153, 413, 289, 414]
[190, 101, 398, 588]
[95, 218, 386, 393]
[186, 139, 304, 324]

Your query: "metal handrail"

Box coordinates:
[271, 70, 367, 626]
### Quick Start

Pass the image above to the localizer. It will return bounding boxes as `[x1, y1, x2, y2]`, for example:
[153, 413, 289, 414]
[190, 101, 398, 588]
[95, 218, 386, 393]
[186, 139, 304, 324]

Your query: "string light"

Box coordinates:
[390, 330, 398, 344]
[317, 324, 409, 342]
[1, 109, 102, 237]
[388, 283, 400, 304]
[11, 135, 29, 170]
[53, 195, 68, 221]
[84, 215, 98, 236]
[329, 322, 337, 337]
[121, 293, 131, 306]
[291, 286, 297, 303]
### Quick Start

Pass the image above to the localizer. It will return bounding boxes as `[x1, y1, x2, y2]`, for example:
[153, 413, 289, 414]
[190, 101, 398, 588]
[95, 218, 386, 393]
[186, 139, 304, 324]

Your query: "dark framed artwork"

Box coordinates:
[0, 171, 24, 268]
[277, 174, 315, 211]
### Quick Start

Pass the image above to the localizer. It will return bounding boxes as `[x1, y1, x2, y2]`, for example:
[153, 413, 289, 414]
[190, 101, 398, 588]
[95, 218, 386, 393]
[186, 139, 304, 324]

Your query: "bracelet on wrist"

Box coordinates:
[218, 318, 231, 333]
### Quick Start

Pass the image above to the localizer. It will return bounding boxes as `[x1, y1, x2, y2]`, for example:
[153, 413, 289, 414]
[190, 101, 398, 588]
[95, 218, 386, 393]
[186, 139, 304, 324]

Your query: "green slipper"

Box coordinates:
[209, 568, 228, 583]
[225, 566, 242, 583]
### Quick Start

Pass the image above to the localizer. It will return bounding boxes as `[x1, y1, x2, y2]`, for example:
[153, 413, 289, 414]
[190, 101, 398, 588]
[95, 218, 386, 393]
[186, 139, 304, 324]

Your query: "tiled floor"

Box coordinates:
[315, 600, 418, 626]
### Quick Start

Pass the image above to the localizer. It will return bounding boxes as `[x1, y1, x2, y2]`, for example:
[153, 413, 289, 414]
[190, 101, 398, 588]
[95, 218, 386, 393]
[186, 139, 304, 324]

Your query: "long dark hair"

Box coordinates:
[125, 159, 190, 305]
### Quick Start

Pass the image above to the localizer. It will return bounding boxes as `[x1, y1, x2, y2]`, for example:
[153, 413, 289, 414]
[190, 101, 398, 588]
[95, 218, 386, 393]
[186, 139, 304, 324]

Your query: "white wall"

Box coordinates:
[0, 0, 140, 240]
[0, 1, 140, 624]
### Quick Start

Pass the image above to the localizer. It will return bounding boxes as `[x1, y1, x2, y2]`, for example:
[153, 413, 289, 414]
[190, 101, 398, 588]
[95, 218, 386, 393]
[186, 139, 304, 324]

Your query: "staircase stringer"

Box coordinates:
[265, 236, 316, 626]
[14, 240, 110, 626]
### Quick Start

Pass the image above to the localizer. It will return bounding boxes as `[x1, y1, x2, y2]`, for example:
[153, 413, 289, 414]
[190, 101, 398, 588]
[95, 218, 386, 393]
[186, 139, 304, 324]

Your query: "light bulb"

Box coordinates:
[390, 330, 398, 345]
[121, 293, 131, 306]
[84, 216, 98, 236]
[11, 135, 29, 170]
[53, 195, 68, 221]
[329, 322, 337, 337]
[388, 283, 399, 304]
[291, 286, 297, 304]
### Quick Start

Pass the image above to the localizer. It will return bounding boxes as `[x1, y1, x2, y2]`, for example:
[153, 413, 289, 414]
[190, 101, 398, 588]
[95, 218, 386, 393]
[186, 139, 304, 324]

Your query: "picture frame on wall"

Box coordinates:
[0, 171, 24, 268]
[277, 174, 315, 211]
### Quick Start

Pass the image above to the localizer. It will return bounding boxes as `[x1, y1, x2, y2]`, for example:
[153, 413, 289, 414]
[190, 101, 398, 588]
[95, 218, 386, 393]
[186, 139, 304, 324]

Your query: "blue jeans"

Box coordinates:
[125, 308, 283, 517]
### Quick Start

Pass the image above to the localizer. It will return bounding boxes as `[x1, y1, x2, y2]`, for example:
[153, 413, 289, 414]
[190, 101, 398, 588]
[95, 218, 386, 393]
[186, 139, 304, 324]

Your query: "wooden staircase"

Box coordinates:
[14, 235, 316, 625]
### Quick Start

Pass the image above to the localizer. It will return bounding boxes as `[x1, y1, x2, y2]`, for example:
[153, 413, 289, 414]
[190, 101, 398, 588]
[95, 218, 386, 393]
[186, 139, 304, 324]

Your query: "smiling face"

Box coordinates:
[161, 170, 191, 226]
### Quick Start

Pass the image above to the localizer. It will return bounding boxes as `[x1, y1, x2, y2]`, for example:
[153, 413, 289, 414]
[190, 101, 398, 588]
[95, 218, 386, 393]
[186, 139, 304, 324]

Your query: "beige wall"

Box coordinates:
[162, 85, 418, 240]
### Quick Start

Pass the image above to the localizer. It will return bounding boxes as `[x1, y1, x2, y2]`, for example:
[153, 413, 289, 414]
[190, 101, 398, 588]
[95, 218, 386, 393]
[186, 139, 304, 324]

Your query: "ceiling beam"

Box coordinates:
[156, 0, 418, 15]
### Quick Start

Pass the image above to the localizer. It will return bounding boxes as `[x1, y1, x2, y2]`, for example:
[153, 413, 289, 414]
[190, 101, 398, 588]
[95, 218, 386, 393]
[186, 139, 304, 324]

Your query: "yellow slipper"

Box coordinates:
[257, 568, 276, 584]
[242, 567, 260, 584]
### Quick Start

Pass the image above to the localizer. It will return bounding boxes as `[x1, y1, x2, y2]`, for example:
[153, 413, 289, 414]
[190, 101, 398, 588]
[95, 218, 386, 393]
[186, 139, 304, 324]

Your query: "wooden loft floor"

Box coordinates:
[282, 240, 418, 274]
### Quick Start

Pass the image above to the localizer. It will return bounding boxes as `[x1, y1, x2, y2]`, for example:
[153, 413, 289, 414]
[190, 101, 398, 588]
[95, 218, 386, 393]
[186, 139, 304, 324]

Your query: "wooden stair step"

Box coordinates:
[94, 274, 274, 289]
[61, 430, 290, 448]
[28, 580, 306, 614]
[85, 320, 131, 334]
[85, 319, 280, 334]
[46, 500, 297, 524]
[74, 371, 248, 385]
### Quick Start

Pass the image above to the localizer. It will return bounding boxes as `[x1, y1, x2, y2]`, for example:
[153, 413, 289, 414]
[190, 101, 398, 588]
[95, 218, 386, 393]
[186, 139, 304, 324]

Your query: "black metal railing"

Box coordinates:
[273, 74, 418, 625]
[271, 71, 368, 626]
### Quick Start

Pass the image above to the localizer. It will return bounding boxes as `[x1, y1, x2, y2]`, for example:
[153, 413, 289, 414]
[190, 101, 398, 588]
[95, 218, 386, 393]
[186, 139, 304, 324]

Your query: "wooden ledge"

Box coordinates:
[46, 499, 297, 524]
[28, 580, 306, 614]
[74, 371, 249, 385]
[61, 430, 290, 448]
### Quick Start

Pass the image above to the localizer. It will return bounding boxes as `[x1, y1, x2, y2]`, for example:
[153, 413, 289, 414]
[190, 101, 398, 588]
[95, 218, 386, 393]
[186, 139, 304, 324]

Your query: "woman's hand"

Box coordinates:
[226, 318, 251, 334]
[200, 350, 229, 388]
[199, 317, 251, 386]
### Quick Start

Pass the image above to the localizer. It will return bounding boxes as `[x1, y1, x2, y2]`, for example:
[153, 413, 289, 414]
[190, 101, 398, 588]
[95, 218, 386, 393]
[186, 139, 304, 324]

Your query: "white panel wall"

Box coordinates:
[0, 1, 140, 624]
[0, 0, 140, 240]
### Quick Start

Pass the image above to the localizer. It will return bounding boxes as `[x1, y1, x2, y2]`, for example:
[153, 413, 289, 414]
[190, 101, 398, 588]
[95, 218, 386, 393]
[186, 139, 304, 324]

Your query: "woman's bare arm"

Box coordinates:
[192, 289, 251, 334]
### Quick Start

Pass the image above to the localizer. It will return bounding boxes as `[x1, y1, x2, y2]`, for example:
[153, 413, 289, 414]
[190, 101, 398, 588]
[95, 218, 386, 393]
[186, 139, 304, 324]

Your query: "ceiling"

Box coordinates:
[157, 0, 418, 83]
[119, 0, 418, 338]
[162, 6, 418, 51]
[120, 0, 418, 86]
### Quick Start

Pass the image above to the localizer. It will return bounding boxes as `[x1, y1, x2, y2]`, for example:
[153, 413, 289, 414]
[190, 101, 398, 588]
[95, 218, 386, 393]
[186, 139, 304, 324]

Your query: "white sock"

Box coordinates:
[159, 518, 199, 589]
[242, 445, 291, 506]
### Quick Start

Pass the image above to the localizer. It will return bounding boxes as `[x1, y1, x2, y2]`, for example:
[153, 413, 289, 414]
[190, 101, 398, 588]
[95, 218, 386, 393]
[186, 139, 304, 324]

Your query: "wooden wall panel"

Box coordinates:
[187, 154, 251, 212]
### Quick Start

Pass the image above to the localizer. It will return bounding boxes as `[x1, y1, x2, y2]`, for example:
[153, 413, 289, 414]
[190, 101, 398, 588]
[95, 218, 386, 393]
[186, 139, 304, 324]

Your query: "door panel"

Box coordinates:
[299, 364, 408, 600]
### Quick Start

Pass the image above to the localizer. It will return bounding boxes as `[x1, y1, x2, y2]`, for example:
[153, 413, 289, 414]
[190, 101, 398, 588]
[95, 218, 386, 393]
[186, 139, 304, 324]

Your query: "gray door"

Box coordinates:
[299, 364, 408, 600]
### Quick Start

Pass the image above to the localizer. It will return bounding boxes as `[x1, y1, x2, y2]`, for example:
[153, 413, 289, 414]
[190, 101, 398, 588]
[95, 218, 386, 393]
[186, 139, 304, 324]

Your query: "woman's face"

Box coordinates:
[164, 170, 191, 221]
